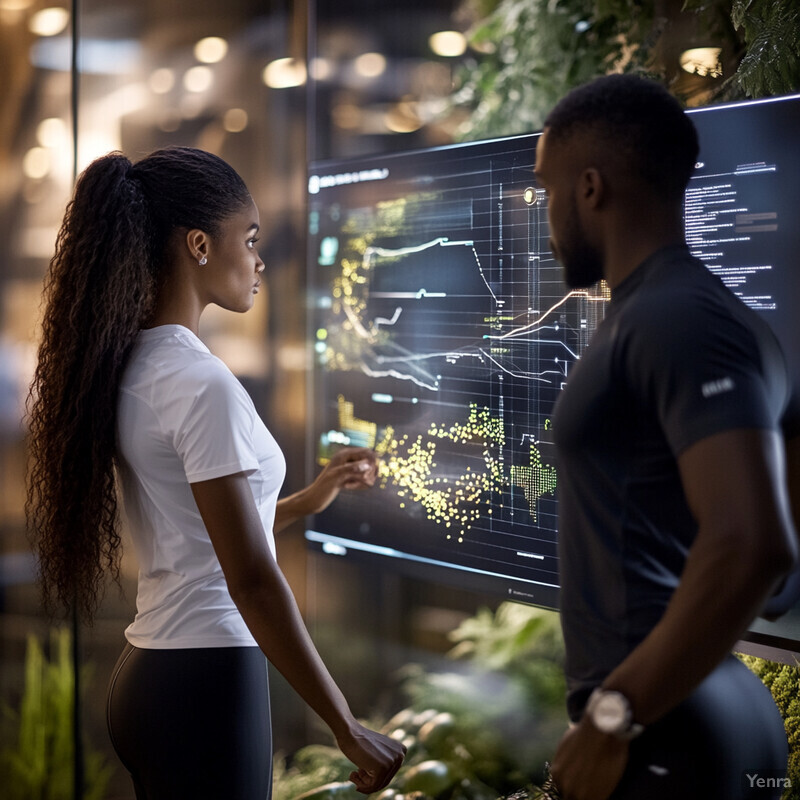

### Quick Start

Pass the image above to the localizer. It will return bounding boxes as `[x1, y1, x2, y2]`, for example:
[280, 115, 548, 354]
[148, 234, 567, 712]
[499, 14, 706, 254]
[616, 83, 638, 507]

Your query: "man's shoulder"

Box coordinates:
[618, 255, 747, 337]
[611, 257, 774, 392]
[631, 252, 718, 301]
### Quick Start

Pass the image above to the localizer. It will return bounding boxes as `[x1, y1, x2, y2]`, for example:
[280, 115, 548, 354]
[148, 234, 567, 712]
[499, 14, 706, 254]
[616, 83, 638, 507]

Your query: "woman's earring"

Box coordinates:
[198, 255, 207, 266]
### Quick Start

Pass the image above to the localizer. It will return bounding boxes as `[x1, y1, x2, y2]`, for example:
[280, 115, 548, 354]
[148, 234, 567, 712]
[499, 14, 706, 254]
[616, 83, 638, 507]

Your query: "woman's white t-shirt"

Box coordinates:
[116, 325, 285, 648]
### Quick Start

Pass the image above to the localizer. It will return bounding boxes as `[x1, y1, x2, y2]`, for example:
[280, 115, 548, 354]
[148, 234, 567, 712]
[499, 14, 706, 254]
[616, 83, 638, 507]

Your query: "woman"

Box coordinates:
[26, 146, 405, 799]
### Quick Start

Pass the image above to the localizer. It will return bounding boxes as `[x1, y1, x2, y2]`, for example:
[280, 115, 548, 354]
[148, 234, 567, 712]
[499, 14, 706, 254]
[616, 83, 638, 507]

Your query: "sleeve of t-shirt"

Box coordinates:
[172, 363, 260, 483]
[619, 291, 776, 457]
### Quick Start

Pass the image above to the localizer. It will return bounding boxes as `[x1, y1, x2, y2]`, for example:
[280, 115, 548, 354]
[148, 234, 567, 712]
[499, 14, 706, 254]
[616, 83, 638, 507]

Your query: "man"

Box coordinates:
[534, 75, 800, 799]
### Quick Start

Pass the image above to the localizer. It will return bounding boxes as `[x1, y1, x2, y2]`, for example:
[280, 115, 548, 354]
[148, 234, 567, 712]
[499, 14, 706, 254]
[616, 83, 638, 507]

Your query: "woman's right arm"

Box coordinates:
[190, 471, 405, 793]
[274, 447, 378, 534]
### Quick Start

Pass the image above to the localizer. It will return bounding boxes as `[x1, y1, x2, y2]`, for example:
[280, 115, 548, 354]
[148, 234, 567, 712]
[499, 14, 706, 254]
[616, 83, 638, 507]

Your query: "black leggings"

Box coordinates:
[610, 655, 787, 800]
[107, 644, 272, 800]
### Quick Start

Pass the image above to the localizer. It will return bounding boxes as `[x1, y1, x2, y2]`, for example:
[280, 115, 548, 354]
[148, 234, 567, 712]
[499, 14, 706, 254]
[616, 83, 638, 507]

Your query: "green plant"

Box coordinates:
[274, 602, 800, 800]
[397, 603, 567, 793]
[272, 743, 362, 800]
[0, 628, 113, 800]
[272, 603, 567, 800]
[684, 0, 800, 98]
[447, 0, 800, 141]
[449, 0, 659, 140]
[739, 653, 800, 800]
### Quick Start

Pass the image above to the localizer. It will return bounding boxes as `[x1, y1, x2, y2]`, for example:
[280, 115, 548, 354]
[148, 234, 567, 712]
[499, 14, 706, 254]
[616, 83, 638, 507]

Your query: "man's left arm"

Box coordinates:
[551, 428, 798, 800]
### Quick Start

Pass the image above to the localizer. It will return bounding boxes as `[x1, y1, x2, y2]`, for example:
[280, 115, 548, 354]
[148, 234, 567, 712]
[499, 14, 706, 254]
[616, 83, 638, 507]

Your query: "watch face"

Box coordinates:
[592, 692, 628, 734]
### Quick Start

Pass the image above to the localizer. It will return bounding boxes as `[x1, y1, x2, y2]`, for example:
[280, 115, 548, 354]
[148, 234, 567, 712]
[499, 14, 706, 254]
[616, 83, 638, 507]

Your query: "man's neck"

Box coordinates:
[602, 207, 685, 289]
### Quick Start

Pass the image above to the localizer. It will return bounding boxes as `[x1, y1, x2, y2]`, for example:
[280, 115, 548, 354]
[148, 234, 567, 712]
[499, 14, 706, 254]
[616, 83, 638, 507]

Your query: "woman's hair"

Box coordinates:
[26, 146, 251, 619]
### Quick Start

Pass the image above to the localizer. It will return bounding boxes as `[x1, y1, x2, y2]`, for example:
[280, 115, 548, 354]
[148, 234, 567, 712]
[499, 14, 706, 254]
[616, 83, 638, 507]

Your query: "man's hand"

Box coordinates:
[549, 719, 629, 800]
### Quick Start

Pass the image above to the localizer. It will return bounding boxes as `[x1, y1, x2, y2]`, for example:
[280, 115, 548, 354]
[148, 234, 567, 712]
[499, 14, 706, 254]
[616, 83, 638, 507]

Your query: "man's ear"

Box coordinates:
[185, 228, 209, 263]
[578, 167, 604, 210]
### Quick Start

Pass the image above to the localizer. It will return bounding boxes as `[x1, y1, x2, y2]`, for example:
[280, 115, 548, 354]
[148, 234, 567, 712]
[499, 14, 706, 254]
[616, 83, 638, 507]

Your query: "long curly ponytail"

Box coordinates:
[26, 147, 251, 619]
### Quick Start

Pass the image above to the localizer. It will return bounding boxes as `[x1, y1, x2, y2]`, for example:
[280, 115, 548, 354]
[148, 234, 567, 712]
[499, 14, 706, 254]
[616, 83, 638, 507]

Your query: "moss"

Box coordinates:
[739, 654, 800, 800]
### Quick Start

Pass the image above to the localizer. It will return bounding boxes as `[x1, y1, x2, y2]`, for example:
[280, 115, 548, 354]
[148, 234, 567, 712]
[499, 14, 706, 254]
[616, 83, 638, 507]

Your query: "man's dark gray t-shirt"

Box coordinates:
[553, 244, 792, 721]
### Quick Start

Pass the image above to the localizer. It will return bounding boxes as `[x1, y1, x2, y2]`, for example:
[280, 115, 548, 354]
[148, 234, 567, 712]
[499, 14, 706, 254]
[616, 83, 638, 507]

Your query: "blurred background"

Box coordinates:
[0, 0, 798, 798]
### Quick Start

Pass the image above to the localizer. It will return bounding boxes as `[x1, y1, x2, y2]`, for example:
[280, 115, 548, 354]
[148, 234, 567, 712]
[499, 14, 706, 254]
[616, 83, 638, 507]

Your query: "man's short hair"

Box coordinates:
[544, 74, 699, 202]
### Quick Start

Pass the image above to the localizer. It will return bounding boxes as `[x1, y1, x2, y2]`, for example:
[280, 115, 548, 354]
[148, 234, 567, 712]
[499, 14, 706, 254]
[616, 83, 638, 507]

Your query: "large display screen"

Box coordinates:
[306, 94, 800, 631]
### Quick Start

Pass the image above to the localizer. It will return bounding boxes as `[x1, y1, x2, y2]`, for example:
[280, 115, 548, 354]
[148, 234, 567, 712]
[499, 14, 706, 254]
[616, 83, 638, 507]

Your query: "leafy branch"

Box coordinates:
[447, 0, 800, 140]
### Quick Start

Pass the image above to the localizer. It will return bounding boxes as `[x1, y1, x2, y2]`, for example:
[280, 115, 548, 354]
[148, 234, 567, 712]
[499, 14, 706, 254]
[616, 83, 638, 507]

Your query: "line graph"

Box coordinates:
[309, 137, 607, 598]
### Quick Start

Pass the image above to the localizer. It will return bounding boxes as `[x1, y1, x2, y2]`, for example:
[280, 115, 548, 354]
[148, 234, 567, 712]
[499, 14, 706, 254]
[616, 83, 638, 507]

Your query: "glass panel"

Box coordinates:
[0, 0, 75, 794]
[73, 0, 310, 794]
[1, 1, 477, 797]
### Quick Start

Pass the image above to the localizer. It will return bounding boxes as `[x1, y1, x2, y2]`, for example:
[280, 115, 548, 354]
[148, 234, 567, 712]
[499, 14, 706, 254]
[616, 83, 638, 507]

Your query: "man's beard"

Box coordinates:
[552, 197, 603, 289]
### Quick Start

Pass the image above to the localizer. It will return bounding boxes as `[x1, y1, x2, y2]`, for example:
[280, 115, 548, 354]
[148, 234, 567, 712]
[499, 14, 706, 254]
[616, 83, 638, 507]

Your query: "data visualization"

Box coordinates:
[307, 94, 800, 609]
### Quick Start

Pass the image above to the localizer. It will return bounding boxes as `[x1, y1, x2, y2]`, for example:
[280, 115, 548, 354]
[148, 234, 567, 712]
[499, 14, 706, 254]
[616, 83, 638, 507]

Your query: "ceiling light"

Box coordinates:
[309, 57, 333, 81]
[183, 65, 213, 93]
[36, 117, 67, 147]
[29, 7, 69, 36]
[23, 146, 51, 179]
[354, 52, 386, 78]
[385, 101, 422, 133]
[679, 47, 722, 78]
[223, 108, 248, 133]
[149, 67, 175, 94]
[262, 57, 306, 88]
[194, 36, 228, 64]
[429, 31, 466, 58]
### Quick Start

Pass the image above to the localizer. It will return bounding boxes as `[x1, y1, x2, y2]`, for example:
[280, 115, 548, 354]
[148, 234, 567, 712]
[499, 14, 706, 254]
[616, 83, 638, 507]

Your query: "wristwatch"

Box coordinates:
[585, 688, 645, 741]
